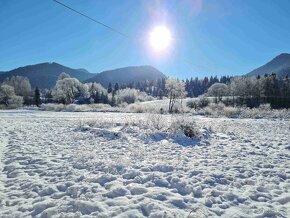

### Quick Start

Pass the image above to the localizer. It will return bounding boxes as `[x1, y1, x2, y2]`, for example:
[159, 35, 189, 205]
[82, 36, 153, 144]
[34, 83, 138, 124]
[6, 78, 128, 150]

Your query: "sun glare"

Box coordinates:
[149, 26, 172, 52]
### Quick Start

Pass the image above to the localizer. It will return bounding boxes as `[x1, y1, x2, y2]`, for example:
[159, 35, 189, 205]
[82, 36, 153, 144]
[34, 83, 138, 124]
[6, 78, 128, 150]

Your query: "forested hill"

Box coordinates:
[85, 65, 166, 88]
[0, 62, 95, 89]
[247, 53, 290, 77]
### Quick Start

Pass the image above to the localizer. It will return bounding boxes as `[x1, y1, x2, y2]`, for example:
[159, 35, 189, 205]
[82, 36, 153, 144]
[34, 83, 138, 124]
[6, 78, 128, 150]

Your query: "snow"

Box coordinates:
[0, 110, 289, 217]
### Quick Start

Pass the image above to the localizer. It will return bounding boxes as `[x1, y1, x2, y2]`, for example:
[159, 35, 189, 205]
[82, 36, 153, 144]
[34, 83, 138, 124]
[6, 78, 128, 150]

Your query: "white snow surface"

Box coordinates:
[0, 110, 289, 217]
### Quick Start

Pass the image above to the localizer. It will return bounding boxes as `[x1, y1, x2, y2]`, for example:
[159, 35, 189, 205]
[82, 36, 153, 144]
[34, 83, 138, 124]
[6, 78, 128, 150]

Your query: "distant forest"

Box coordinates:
[117, 75, 232, 98]
[111, 73, 290, 108]
[1, 72, 290, 109]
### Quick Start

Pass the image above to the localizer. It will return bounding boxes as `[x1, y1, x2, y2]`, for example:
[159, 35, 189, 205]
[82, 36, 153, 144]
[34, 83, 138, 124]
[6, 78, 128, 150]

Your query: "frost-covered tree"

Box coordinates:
[87, 82, 107, 96]
[282, 76, 290, 98]
[0, 84, 23, 108]
[116, 88, 138, 104]
[107, 82, 113, 93]
[58, 72, 71, 81]
[86, 82, 107, 103]
[262, 73, 280, 97]
[207, 83, 229, 102]
[0, 84, 15, 106]
[52, 77, 89, 104]
[3, 76, 32, 97]
[114, 83, 119, 93]
[165, 78, 186, 113]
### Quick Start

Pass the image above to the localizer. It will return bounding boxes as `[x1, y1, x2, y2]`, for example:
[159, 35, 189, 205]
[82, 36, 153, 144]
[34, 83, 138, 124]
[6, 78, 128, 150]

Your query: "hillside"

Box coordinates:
[247, 53, 290, 77]
[86, 65, 166, 87]
[0, 62, 95, 89]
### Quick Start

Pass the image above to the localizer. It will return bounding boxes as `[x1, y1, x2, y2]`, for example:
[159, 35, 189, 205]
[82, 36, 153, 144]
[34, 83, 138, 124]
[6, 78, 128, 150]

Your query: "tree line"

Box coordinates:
[108, 75, 232, 99]
[206, 73, 290, 108]
[0, 76, 41, 109]
[0, 72, 289, 109]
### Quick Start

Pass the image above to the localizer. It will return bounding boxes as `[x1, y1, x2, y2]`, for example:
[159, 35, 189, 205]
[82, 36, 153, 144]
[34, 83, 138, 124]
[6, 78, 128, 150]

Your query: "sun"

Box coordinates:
[149, 26, 172, 52]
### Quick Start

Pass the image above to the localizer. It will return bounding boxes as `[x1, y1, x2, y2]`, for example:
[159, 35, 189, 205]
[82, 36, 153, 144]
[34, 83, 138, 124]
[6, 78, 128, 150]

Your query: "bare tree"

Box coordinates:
[165, 78, 186, 113]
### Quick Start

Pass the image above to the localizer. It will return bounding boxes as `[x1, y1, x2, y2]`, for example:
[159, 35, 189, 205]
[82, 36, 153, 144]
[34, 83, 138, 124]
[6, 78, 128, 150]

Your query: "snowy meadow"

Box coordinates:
[0, 110, 289, 217]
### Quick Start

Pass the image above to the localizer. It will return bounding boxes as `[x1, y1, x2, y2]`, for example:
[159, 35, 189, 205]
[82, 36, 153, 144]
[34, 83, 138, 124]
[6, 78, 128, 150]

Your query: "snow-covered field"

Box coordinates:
[0, 110, 289, 217]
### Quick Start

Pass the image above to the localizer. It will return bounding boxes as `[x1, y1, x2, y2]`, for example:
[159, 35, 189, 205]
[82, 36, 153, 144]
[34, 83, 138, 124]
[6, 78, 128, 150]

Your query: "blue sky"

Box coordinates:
[1, 0, 290, 78]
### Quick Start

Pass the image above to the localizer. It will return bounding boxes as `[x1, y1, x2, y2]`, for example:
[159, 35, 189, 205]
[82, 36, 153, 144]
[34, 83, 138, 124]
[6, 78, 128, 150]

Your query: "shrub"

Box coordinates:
[41, 103, 65, 111]
[145, 113, 165, 130]
[41, 103, 113, 112]
[199, 102, 290, 119]
[8, 95, 23, 109]
[186, 100, 198, 109]
[115, 88, 154, 105]
[116, 88, 137, 104]
[259, 103, 271, 111]
[180, 124, 199, 138]
[169, 117, 201, 139]
[187, 97, 209, 109]
[126, 103, 145, 113]
[125, 102, 166, 114]
[199, 97, 210, 108]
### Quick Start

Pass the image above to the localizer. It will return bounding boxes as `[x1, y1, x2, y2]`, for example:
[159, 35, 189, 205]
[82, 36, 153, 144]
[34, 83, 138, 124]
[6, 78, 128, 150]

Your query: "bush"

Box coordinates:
[203, 102, 225, 116]
[41, 103, 113, 112]
[198, 102, 290, 119]
[125, 103, 145, 113]
[186, 100, 198, 109]
[187, 97, 209, 109]
[125, 102, 166, 114]
[0, 96, 23, 109]
[145, 113, 165, 130]
[116, 88, 138, 104]
[115, 88, 154, 105]
[144, 114, 200, 138]
[41, 103, 65, 111]
[8, 95, 23, 109]
[199, 97, 210, 108]
[180, 124, 199, 138]
[259, 103, 271, 111]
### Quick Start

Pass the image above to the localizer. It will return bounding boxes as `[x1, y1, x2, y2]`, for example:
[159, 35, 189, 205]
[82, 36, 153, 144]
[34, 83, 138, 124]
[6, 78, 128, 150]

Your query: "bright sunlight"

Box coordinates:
[149, 26, 172, 52]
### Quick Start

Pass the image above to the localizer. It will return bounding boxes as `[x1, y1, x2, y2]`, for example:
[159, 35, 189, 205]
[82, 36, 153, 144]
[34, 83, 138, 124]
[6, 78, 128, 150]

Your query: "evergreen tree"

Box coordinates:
[94, 91, 100, 103]
[114, 83, 119, 93]
[107, 83, 113, 93]
[34, 87, 41, 107]
[111, 90, 116, 106]
[100, 92, 109, 104]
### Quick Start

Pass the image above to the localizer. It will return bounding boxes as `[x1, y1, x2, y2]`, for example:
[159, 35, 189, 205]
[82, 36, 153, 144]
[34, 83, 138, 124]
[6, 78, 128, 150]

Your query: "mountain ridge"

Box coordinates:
[247, 53, 290, 77]
[0, 62, 95, 89]
[0, 63, 166, 89]
[86, 65, 167, 87]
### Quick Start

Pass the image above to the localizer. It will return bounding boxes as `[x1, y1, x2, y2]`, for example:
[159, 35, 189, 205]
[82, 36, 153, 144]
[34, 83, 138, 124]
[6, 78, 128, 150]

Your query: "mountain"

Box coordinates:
[0, 62, 95, 89]
[86, 65, 166, 87]
[247, 53, 290, 77]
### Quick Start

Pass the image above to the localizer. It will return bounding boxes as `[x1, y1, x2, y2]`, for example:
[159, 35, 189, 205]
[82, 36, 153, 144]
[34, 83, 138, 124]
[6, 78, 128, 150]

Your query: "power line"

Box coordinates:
[52, 0, 129, 38]
[52, 0, 212, 74]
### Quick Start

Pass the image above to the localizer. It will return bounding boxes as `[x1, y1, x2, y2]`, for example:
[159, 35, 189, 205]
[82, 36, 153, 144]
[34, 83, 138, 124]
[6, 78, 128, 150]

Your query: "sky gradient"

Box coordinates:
[1, 0, 290, 78]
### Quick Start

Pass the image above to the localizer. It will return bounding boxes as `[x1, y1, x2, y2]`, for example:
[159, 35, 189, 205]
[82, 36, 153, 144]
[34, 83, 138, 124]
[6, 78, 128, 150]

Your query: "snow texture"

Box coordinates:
[0, 110, 289, 217]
